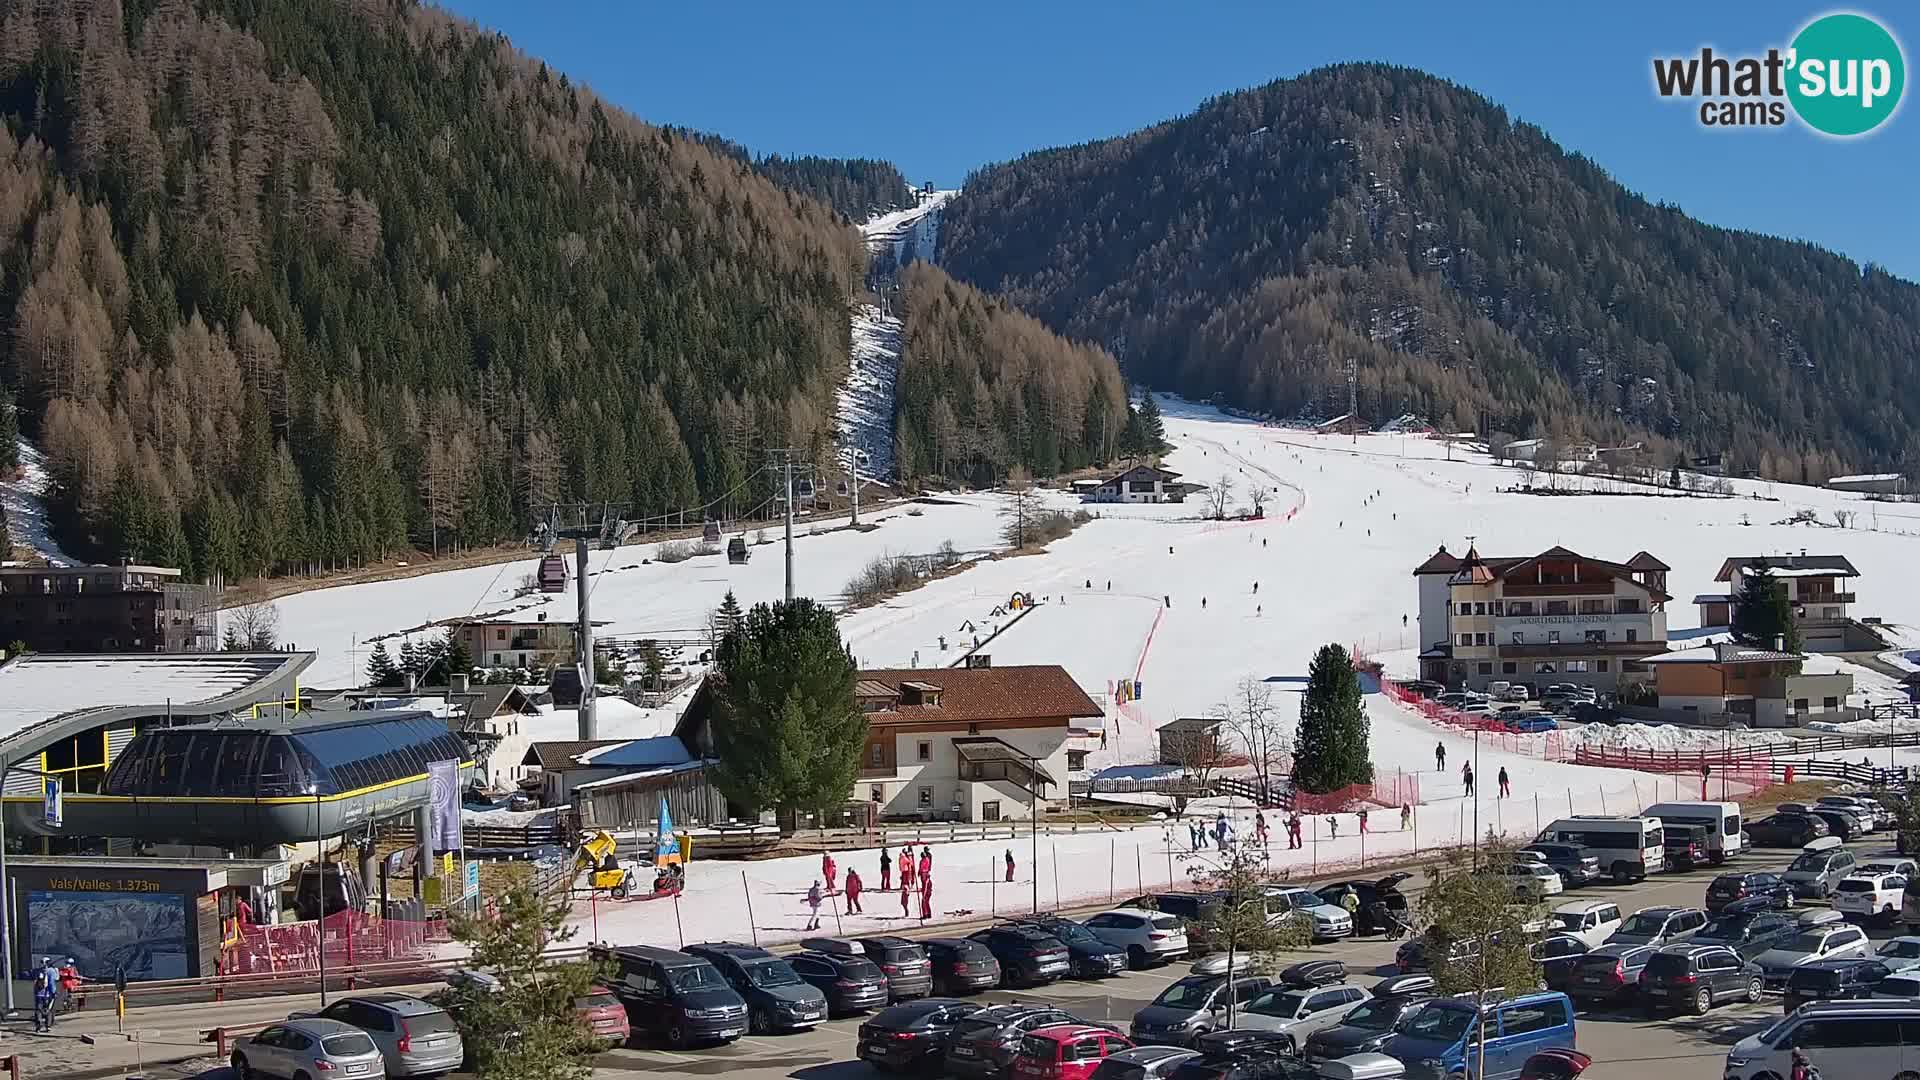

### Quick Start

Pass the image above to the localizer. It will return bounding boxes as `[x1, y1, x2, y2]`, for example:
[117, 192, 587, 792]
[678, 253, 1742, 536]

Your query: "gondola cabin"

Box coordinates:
[727, 537, 749, 565]
[795, 477, 815, 501]
[702, 520, 722, 544]
[538, 554, 569, 593]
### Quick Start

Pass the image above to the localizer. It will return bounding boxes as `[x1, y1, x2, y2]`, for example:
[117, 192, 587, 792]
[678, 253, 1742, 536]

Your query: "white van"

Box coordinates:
[1644, 801, 1744, 864]
[1536, 815, 1666, 884]
[1726, 1000, 1920, 1079]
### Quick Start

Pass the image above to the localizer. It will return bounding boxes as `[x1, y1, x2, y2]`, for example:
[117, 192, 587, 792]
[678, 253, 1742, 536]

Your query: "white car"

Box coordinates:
[1873, 935, 1920, 970]
[1751, 924, 1873, 991]
[1859, 859, 1918, 879]
[1083, 908, 1190, 967]
[1261, 886, 1355, 940]
[1501, 685, 1530, 702]
[1494, 860, 1564, 898]
[1831, 872, 1909, 925]
[1549, 900, 1624, 949]
[1460, 704, 1495, 718]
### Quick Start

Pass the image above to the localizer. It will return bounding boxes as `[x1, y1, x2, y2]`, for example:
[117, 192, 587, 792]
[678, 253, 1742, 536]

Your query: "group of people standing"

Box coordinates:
[806, 844, 939, 929]
[1436, 742, 1512, 798]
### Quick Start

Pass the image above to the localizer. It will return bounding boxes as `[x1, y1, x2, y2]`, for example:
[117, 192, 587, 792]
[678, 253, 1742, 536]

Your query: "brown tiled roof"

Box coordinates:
[856, 665, 1103, 725]
[521, 739, 626, 768]
[1412, 546, 1461, 575]
[1625, 551, 1671, 572]
[1714, 555, 1860, 582]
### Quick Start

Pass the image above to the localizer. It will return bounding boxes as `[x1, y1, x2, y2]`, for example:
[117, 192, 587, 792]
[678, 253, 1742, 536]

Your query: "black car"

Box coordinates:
[595, 944, 749, 1048]
[1277, 959, 1346, 989]
[1693, 910, 1800, 961]
[857, 998, 985, 1072]
[1530, 933, 1590, 992]
[682, 942, 829, 1033]
[1746, 812, 1830, 848]
[944, 1003, 1080, 1079]
[1807, 808, 1859, 841]
[1301, 992, 1434, 1060]
[1637, 944, 1760, 1016]
[788, 950, 889, 1015]
[1706, 872, 1795, 913]
[802, 935, 934, 1000]
[1782, 958, 1894, 1013]
[1567, 944, 1656, 1007]
[1663, 824, 1713, 870]
[1571, 702, 1620, 725]
[1010, 917, 1129, 978]
[1517, 843, 1602, 887]
[1312, 873, 1412, 935]
[1125, 893, 1226, 951]
[1166, 1031, 1300, 1080]
[923, 937, 1003, 995]
[1395, 931, 1499, 974]
[968, 925, 1072, 987]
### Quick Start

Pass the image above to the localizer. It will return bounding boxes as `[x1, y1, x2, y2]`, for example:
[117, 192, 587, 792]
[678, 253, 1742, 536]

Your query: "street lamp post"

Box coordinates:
[308, 784, 328, 1007]
[1471, 726, 1482, 868]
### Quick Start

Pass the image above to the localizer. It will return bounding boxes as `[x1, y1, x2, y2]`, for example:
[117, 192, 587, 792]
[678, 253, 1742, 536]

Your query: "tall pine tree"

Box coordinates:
[1732, 559, 1804, 654]
[1292, 643, 1373, 793]
[366, 641, 400, 687]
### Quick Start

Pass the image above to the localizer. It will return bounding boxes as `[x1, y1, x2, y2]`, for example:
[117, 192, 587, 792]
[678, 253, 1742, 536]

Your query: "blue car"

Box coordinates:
[1382, 991, 1575, 1080]
[1508, 714, 1560, 733]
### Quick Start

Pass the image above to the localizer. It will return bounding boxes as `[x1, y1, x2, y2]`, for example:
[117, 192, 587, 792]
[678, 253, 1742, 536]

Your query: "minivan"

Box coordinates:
[1784, 837, 1858, 899]
[1725, 1000, 1920, 1080]
[1381, 991, 1576, 1080]
[1643, 801, 1744, 864]
[1129, 975, 1275, 1046]
[1535, 816, 1664, 883]
[594, 944, 749, 1048]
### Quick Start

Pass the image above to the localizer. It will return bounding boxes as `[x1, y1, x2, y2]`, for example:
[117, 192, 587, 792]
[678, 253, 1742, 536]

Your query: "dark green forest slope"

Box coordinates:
[0, 0, 868, 578]
[939, 64, 1920, 480]
[673, 130, 914, 220]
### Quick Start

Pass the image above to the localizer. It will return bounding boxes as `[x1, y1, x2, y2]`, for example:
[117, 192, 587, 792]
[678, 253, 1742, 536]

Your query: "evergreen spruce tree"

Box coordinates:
[710, 598, 867, 827]
[1137, 395, 1166, 452]
[1292, 643, 1373, 793]
[399, 639, 419, 678]
[714, 589, 744, 640]
[1732, 558, 1804, 654]
[444, 628, 474, 674]
[366, 641, 400, 687]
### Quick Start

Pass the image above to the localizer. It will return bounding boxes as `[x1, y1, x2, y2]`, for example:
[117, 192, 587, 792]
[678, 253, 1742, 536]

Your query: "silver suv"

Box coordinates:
[1230, 983, 1370, 1052]
[301, 995, 463, 1077]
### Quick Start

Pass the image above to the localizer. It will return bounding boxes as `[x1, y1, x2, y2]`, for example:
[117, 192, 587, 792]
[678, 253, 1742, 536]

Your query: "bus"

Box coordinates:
[1536, 815, 1666, 883]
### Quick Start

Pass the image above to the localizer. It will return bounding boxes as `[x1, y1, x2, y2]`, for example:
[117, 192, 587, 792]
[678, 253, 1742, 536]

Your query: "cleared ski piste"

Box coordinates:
[271, 395, 1920, 945]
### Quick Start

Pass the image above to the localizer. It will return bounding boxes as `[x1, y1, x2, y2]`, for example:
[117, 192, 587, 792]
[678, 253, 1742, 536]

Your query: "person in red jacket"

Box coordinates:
[844, 868, 864, 914]
[879, 847, 893, 891]
[1004, 848, 1015, 882]
[918, 846, 932, 881]
[918, 872, 933, 921]
[823, 853, 838, 894]
[901, 853, 915, 891]
[900, 873, 911, 916]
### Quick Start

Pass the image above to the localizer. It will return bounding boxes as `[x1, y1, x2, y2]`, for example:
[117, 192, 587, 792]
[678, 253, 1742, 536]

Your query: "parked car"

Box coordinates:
[1807, 808, 1863, 841]
[1636, 944, 1761, 1015]
[1570, 701, 1620, 725]
[1501, 684, 1530, 703]
[1832, 871, 1910, 926]
[594, 944, 749, 1048]
[1870, 968, 1920, 999]
[1568, 944, 1657, 1007]
[1517, 845, 1602, 890]
[801, 935, 934, 1000]
[1489, 858, 1564, 899]
[575, 986, 630, 1048]
[684, 942, 829, 1033]
[1257, 885, 1355, 941]
[1369, 973, 1436, 998]
[1088, 1046, 1199, 1080]
[1381, 992, 1576, 1079]
[1301, 989, 1435, 1061]
[1818, 795, 1893, 830]
[1546, 900, 1622, 949]
[1011, 917, 1130, 979]
[1011, 1024, 1135, 1080]
[1751, 922, 1874, 991]
[969, 925, 1073, 987]
[1312, 874, 1412, 936]
[300, 995, 462, 1078]
[1608, 906, 1708, 948]
[1083, 908, 1191, 968]
[231, 1018, 387, 1080]
[946, 1004, 1082, 1080]
[1725, 999, 1920, 1080]
[788, 949, 890, 1015]
[1705, 871, 1794, 913]
[1231, 982, 1370, 1052]
[1531, 933, 1591, 991]
[1129, 974, 1276, 1047]
[1745, 812, 1829, 848]
[1784, 837, 1859, 899]
[1164, 1031, 1296, 1080]
[924, 937, 1004, 995]
[1875, 935, 1920, 968]
[1782, 958, 1894, 1013]
[1508, 714, 1560, 733]
[1275, 960, 1348, 989]
[1395, 931, 1501, 975]
[1123, 894, 1223, 952]
[1662, 823, 1713, 870]
[1693, 910, 1801, 961]
[859, 999, 986, 1073]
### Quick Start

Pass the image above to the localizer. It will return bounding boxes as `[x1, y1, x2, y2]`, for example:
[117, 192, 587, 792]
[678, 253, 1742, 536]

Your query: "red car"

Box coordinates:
[577, 986, 630, 1047]
[1010, 1024, 1131, 1080]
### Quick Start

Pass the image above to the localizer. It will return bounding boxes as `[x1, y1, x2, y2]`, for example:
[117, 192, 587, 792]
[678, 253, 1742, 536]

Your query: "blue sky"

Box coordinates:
[443, 2, 1916, 281]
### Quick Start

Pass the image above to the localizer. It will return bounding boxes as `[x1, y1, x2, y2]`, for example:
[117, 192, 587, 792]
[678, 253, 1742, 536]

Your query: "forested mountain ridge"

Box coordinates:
[939, 63, 1920, 480]
[670, 129, 914, 221]
[0, 0, 872, 579]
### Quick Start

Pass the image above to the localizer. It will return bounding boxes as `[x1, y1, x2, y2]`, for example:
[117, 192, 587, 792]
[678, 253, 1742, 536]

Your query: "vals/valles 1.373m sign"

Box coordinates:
[1653, 11, 1906, 135]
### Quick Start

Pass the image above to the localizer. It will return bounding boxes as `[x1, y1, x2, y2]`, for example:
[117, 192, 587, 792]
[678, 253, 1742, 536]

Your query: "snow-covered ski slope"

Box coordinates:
[1, 438, 73, 565]
[280, 395, 1920, 752]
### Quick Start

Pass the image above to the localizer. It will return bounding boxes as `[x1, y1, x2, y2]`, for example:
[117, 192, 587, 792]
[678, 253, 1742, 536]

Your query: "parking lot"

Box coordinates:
[578, 845, 1903, 1080]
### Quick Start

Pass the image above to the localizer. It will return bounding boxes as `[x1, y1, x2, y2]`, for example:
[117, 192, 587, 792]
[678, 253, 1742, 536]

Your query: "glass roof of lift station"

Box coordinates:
[102, 710, 470, 799]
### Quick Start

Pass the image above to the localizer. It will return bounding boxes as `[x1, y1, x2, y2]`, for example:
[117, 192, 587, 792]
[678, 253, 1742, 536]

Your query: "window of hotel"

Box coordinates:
[869, 743, 885, 766]
[1511, 631, 1525, 645]
[1584, 630, 1606, 644]
[1625, 629, 1638, 642]
[1502, 662, 1518, 675]
[917, 741, 932, 762]
[1546, 601, 1571, 615]
[870, 786, 883, 802]
[1793, 698, 1809, 713]
[982, 801, 1002, 822]
[1580, 599, 1610, 614]
[1534, 662, 1557, 674]
[1458, 634, 1472, 646]
[918, 786, 934, 808]
[1477, 663, 1493, 675]
[1616, 599, 1642, 614]
[1823, 697, 1839, 710]
[1458, 603, 1472, 616]
[1066, 750, 1089, 770]
[1492, 602, 1505, 616]
[1566, 661, 1589, 673]
[1547, 630, 1561, 644]
[1597, 660, 1610, 672]
[1474, 602, 1487, 615]
[1508, 602, 1535, 616]
[1475, 633, 1488, 646]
